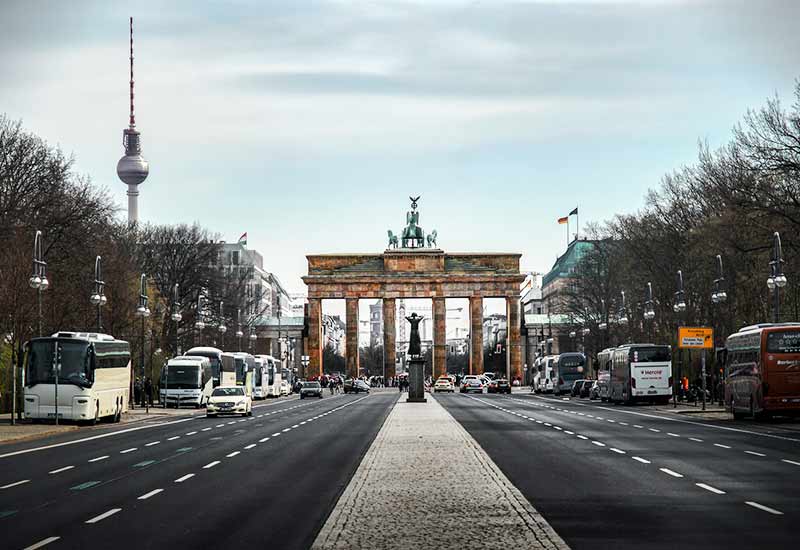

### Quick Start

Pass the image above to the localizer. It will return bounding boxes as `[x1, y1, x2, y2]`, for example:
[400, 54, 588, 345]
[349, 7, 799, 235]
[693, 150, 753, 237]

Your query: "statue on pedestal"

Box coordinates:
[405, 312, 424, 357]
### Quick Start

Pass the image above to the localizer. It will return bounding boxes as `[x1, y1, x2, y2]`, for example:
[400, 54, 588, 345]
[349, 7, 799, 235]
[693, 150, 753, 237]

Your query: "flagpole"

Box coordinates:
[566, 218, 570, 248]
[576, 209, 579, 241]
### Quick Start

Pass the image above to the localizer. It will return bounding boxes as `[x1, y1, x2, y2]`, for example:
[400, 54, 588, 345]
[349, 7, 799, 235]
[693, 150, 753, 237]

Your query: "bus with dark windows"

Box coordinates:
[184, 347, 224, 387]
[723, 323, 800, 420]
[553, 352, 586, 395]
[597, 348, 615, 402]
[609, 344, 672, 404]
[24, 332, 131, 424]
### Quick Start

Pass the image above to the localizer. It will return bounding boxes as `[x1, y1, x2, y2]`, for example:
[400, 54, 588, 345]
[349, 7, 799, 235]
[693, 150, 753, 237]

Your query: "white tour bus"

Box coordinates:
[609, 344, 672, 404]
[184, 347, 224, 386]
[536, 356, 556, 393]
[222, 352, 255, 396]
[256, 354, 282, 397]
[160, 356, 213, 408]
[24, 332, 131, 424]
[596, 347, 615, 402]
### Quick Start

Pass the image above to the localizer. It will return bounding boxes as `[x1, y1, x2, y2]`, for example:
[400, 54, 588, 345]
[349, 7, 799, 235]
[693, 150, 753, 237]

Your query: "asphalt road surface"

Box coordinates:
[437, 392, 799, 550]
[0, 392, 396, 550]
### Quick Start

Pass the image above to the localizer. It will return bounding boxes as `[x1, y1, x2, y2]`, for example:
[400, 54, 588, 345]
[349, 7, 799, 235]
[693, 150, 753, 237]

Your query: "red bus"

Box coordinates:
[723, 323, 800, 419]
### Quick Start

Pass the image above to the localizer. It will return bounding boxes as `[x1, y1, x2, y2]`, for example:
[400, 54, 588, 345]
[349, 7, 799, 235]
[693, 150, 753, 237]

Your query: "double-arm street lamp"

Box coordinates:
[248, 325, 257, 352]
[217, 301, 227, 347]
[135, 274, 151, 411]
[236, 308, 244, 350]
[90, 256, 107, 331]
[29, 230, 49, 336]
[673, 270, 687, 406]
[711, 255, 728, 405]
[767, 232, 788, 323]
[171, 283, 182, 356]
[194, 293, 205, 346]
[643, 282, 656, 341]
[617, 290, 629, 344]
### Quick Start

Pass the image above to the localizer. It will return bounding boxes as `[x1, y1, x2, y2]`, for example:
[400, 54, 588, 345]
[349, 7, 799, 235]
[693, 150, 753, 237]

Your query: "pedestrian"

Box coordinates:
[144, 377, 153, 406]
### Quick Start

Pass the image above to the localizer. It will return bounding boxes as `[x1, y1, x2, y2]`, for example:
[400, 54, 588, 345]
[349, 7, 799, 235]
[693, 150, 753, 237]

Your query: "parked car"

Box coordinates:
[488, 378, 512, 394]
[579, 380, 594, 398]
[588, 380, 600, 400]
[434, 377, 455, 392]
[460, 377, 485, 394]
[571, 379, 587, 397]
[206, 386, 252, 418]
[300, 381, 323, 399]
[344, 379, 371, 394]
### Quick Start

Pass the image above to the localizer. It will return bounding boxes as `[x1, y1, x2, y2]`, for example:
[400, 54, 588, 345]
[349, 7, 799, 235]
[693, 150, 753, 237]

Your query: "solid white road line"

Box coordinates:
[745, 451, 766, 457]
[632, 457, 651, 464]
[203, 461, 220, 469]
[244, 444, 256, 450]
[659, 468, 684, 478]
[781, 459, 800, 466]
[226, 451, 240, 457]
[138, 489, 163, 500]
[120, 448, 137, 454]
[49, 466, 75, 474]
[85, 508, 122, 524]
[174, 474, 194, 483]
[745, 501, 784, 515]
[23, 536, 61, 549]
[88, 455, 109, 463]
[714, 443, 731, 449]
[1, 479, 30, 489]
[689, 437, 703, 442]
[696, 483, 726, 494]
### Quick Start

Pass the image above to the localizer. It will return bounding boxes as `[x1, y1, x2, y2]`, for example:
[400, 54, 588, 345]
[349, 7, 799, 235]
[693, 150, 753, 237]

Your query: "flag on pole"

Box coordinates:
[237, 232, 247, 247]
[557, 216, 568, 225]
[569, 207, 578, 216]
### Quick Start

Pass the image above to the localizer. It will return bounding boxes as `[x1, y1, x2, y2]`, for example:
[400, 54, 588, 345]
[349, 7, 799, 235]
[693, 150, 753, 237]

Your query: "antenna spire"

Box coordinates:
[129, 16, 135, 128]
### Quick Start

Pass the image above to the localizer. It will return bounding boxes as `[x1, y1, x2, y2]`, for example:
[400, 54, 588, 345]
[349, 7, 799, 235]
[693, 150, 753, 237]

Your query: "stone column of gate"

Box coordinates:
[433, 297, 447, 379]
[307, 299, 323, 379]
[345, 298, 360, 379]
[507, 296, 522, 381]
[469, 296, 483, 375]
[382, 298, 396, 379]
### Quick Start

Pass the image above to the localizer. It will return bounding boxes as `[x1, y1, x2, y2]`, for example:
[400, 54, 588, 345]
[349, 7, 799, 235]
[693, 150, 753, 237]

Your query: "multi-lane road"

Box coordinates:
[438, 392, 799, 550]
[0, 392, 397, 550]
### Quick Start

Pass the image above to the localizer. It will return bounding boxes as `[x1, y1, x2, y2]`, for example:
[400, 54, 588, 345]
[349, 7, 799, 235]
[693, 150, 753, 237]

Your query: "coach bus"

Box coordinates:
[723, 323, 800, 419]
[255, 354, 282, 397]
[553, 352, 586, 395]
[221, 352, 255, 395]
[609, 344, 672, 404]
[24, 332, 131, 424]
[596, 348, 615, 402]
[184, 347, 224, 386]
[160, 356, 213, 408]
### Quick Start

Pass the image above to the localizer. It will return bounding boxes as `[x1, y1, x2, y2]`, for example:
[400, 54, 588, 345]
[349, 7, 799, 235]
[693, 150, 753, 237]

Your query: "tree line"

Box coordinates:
[561, 80, 800, 375]
[0, 115, 265, 413]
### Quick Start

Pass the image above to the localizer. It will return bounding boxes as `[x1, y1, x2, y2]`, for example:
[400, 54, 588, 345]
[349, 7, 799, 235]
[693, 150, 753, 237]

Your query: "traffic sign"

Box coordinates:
[678, 326, 714, 349]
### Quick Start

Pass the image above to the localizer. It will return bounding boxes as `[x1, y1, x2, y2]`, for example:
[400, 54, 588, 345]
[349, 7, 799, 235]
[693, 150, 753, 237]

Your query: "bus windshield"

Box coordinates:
[235, 358, 247, 384]
[162, 365, 201, 389]
[766, 330, 800, 353]
[631, 347, 671, 363]
[27, 339, 92, 387]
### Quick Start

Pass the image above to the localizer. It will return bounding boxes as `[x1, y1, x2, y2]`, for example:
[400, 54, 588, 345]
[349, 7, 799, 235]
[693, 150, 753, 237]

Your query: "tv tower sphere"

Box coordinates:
[117, 17, 149, 224]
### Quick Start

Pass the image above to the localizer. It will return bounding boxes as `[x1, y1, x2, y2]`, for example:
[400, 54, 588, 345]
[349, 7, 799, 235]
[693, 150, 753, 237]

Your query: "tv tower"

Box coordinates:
[116, 16, 149, 224]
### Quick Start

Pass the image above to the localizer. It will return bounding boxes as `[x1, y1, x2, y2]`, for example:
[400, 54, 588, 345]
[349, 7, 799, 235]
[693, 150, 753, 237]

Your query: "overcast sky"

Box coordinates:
[3, 0, 799, 295]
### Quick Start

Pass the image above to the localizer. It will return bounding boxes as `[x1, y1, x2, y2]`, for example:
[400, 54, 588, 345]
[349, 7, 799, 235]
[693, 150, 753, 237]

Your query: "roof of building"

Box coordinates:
[542, 239, 596, 288]
[523, 313, 571, 326]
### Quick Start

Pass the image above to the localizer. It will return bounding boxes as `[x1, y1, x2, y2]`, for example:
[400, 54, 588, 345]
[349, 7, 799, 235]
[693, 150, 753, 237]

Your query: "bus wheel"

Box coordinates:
[732, 399, 745, 420]
[113, 401, 121, 423]
[89, 404, 99, 426]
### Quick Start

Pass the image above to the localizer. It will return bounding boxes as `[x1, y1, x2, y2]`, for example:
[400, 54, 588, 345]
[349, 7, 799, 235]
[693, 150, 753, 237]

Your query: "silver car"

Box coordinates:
[300, 381, 323, 399]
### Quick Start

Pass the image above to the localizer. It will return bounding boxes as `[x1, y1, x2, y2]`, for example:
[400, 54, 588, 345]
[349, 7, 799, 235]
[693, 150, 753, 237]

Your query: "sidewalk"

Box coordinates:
[312, 394, 569, 550]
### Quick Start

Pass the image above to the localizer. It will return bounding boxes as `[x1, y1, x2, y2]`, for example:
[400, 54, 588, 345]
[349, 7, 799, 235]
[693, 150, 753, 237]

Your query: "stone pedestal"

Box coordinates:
[406, 358, 427, 403]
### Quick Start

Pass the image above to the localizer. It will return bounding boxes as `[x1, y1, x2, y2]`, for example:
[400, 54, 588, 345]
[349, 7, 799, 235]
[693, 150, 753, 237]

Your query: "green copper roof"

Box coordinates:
[542, 239, 595, 287]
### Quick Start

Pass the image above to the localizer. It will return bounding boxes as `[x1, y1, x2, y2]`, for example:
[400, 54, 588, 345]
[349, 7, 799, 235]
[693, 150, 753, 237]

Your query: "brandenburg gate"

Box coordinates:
[302, 198, 524, 381]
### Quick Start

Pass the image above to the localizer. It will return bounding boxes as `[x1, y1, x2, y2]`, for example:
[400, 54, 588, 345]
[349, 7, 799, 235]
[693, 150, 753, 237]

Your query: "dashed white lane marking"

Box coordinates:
[226, 451, 240, 457]
[145, 441, 160, 447]
[120, 448, 137, 454]
[227, 421, 236, 425]
[203, 461, 220, 469]
[553, 426, 563, 431]
[619, 422, 629, 426]
[272, 432, 281, 437]
[610, 448, 626, 454]
[667, 433, 680, 437]
[745, 501, 784, 515]
[1, 479, 30, 489]
[238, 419, 246, 423]
[138, 488, 163, 500]
[745, 451, 766, 457]
[244, 444, 256, 450]
[85, 508, 122, 524]
[564, 430, 574, 435]
[291, 424, 299, 428]
[576, 435, 589, 440]
[167, 436, 180, 441]
[201, 428, 212, 432]
[782, 459, 800, 466]
[696, 483, 726, 494]
[649, 428, 661, 433]
[300, 421, 307, 425]
[632, 457, 651, 464]
[633, 425, 643, 429]
[606, 419, 615, 423]
[544, 422, 552, 427]
[186, 431, 197, 436]
[535, 420, 543, 424]
[175, 474, 194, 483]
[689, 437, 703, 442]
[259, 437, 270, 443]
[88, 455, 109, 463]
[282, 428, 291, 432]
[591, 441, 606, 447]
[49, 465, 75, 474]
[216, 424, 225, 428]
[714, 443, 732, 449]
[659, 468, 684, 478]
[24, 536, 61, 549]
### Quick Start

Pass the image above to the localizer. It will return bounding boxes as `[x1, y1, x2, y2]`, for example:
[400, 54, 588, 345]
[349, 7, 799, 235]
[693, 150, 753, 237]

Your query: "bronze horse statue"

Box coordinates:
[387, 230, 399, 249]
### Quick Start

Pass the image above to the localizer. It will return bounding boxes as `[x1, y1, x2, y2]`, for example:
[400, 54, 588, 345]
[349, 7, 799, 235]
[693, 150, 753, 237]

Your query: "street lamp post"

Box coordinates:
[194, 293, 205, 346]
[711, 255, 727, 405]
[673, 270, 687, 407]
[29, 230, 49, 336]
[617, 290, 629, 344]
[236, 308, 244, 351]
[171, 283, 182, 356]
[135, 274, 151, 412]
[90, 255, 107, 331]
[248, 325, 257, 353]
[644, 282, 656, 341]
[767, 232, 788, 323]
[217, 301, 227, 349]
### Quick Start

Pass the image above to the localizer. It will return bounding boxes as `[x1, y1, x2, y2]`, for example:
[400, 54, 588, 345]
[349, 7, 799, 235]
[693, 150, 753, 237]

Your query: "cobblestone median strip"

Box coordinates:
[312, 395, 569, 550]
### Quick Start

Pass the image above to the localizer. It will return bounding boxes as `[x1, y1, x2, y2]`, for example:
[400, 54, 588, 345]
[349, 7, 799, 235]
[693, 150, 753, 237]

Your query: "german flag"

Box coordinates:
[558, 216, 568, 225]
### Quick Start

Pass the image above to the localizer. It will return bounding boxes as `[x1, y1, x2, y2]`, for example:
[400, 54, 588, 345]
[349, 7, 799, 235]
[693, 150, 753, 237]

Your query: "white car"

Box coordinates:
[434, 378, 454, 392]
[206, 386, 252, 417]
[280, 380, 291, 396]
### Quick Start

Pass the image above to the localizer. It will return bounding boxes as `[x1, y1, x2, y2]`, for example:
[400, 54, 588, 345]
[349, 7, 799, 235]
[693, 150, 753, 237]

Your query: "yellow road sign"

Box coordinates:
[678, 327, 714, 349]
